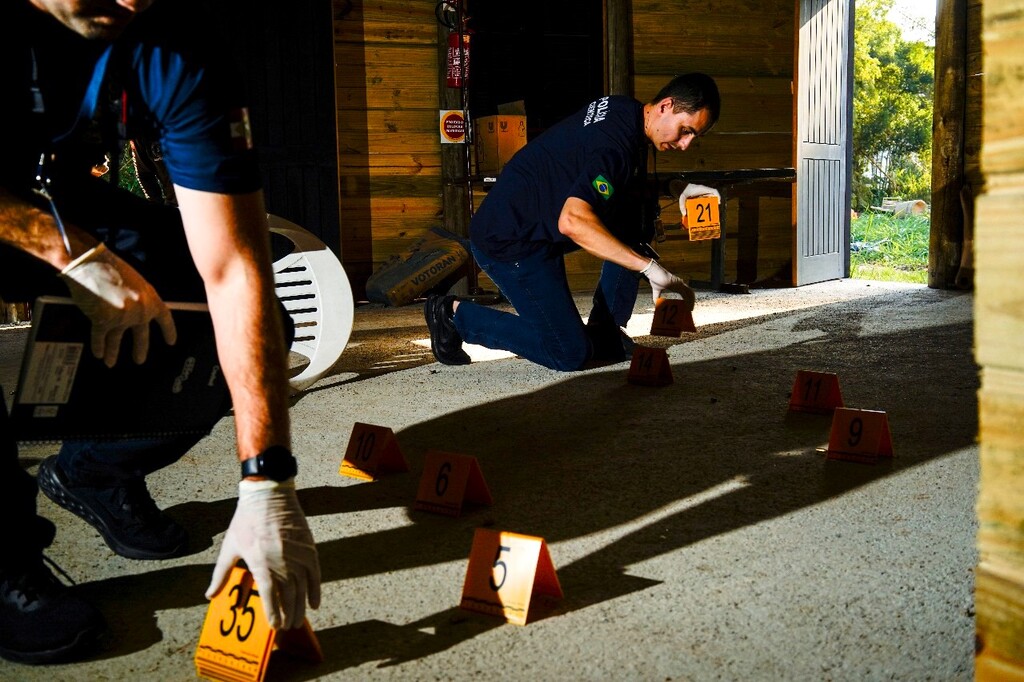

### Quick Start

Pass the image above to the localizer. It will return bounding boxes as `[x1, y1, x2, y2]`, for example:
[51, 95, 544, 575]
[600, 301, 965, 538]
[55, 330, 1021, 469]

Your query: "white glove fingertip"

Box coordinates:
[90, 329, 107, 365]
[133, 324, 150, 365]
[284, 577, 302, 631]
[103, 329, 124, 368]
[252, 569, 283, 630]
[205, 555, 236, 600]
[158, 308, 177, 347]
[205, 544, 241, 598]
[308, 566, 321, 610]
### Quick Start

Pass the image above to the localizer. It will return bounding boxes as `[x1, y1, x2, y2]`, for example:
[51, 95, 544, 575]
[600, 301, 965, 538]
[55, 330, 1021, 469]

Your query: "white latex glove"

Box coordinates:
[679, 183, 722, 216]
[640, 259, 695, 310]
[59, 243, 176, 367]
[206, 478, 321, 631]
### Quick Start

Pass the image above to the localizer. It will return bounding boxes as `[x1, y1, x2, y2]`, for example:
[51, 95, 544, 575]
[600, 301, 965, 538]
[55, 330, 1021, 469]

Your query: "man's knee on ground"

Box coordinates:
[539, 336, 590, 372]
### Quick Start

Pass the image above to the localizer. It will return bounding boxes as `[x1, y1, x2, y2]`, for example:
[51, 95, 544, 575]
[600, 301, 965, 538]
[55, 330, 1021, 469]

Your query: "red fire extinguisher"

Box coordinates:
[446, 31, 470, 88]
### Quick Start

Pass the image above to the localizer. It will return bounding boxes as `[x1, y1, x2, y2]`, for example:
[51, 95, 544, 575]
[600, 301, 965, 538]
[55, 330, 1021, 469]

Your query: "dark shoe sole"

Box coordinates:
[424, 295, 471, 365]
[0, 622, 106, 665]
[36, 458, 187, 561]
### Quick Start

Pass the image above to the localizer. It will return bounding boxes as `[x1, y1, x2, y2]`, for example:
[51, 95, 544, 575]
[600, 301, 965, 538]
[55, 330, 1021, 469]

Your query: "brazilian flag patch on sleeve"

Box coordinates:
[592, 175, 614, 200]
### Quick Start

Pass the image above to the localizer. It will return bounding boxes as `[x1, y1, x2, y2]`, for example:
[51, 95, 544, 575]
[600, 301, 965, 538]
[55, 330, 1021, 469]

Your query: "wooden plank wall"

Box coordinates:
[566, 0, 797, 289]
[333, 0, 796, 297]
[964, 0, 984, 191]
[334, 0, 444, 300]
[974, 0, 1024, 676]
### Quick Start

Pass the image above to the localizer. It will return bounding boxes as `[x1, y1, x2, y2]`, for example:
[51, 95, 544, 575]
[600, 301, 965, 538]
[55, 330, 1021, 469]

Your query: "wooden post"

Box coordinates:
[928, 0, 968, 289]
[437, 3, 471, 295]
[606, 0, 632, 97]
[974, 0, 1024, 676]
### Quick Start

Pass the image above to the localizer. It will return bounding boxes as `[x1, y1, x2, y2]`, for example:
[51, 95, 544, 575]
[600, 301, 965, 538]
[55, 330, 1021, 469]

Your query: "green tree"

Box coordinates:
[852, 0, 934, 211]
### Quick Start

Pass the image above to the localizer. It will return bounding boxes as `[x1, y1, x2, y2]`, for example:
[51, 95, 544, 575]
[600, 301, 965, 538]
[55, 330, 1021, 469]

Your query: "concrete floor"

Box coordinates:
[1, 279, 978, 681]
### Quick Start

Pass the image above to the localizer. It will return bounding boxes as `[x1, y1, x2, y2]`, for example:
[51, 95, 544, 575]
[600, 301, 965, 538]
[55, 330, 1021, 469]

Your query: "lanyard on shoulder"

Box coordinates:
[32, 43, 116, 257]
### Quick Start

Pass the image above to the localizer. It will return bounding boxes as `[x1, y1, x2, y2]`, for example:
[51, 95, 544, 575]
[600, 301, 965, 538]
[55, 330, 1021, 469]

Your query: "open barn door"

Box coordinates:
[794, 0, 854, 285]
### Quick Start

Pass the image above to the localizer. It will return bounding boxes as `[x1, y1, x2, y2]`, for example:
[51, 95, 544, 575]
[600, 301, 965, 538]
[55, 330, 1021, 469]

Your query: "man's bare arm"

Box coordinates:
[173, 186, 291, 460]
[558, 196, 651, 272]
[0, 186, 97, 267]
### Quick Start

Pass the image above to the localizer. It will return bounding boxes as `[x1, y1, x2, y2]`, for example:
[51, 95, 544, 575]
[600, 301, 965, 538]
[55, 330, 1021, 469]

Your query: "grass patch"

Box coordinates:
[850, 211, 930, 284]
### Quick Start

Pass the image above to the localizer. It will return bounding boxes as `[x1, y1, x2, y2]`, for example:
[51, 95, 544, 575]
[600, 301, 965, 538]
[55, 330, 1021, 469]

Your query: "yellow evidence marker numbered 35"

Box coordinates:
[195, 566, 322, 682]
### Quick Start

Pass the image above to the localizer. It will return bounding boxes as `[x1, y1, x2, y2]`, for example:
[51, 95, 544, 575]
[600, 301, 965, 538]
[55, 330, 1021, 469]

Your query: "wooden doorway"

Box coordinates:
[794, 0, 855, 286]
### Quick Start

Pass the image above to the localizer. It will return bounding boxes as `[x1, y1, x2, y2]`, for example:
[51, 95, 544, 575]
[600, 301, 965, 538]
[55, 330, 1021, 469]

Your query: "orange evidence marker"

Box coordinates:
[826, 407, 894, 464]
[195, 566, 322, 682]
[339, 422, 409, 481]
[682, 195, 721, 241]
[627, 346, 674, 387]
[788, 370, 844, 414]
[650, 297, 696, 337]
[414, 450, 493, 517]
[460, 528, 563, 626]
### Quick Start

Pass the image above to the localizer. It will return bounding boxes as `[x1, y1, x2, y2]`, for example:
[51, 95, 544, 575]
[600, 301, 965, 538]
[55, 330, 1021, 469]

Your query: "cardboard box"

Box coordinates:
[474, 114, 527, 175]
[497, 115, 527, 169]
[475, 116, 500, 175]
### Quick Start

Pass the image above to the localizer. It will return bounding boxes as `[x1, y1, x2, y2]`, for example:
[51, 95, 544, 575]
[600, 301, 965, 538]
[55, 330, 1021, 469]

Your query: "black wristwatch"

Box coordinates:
[241, 446, 298, 482]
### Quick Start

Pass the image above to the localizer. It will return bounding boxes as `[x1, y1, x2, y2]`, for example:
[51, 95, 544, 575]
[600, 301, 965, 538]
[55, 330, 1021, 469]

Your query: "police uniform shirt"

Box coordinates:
[470, 95, 650, 262]
[0, 0, 261, 199]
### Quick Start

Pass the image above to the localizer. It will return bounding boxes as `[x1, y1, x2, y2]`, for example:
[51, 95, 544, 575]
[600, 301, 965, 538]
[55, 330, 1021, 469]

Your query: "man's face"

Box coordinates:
[647, 98, 713, 152]
[30, 0, 154, 40]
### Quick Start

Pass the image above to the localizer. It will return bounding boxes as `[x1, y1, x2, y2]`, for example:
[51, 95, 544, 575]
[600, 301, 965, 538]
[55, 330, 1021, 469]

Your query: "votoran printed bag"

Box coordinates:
[365, 227, 469, 306]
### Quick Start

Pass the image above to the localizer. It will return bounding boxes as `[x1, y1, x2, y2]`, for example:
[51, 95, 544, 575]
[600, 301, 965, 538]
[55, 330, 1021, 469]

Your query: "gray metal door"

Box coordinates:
[795, 0, 854, 285]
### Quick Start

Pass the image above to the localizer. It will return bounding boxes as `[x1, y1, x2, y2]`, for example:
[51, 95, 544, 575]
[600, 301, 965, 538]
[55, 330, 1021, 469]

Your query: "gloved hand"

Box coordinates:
[679, 183, 722, 216]
[640, 259, 696, 310]
[59, 243, 176, 367]
[206, 478, 321, 631]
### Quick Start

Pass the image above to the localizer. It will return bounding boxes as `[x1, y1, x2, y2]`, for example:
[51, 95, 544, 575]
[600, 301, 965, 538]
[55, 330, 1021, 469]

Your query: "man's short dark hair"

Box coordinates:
[650, 73, 721, 125]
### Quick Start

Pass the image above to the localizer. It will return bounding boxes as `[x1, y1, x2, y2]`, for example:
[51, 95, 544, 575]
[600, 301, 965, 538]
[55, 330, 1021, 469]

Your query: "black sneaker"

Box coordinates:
[424, 294, 471, 365]
[37, 456, 188, 560]
[0, 557, 107, 664]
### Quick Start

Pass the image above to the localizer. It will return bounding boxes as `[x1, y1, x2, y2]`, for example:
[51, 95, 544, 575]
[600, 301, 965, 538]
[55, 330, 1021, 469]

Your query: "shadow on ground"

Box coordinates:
[75, 293, 977, 675]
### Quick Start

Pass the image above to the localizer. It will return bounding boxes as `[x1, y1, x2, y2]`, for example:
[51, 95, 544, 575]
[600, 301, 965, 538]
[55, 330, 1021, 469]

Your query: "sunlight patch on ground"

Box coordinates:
[411, 337, 516, 362]
[550, 476, 751, 567]
[622, 301, 807, 336]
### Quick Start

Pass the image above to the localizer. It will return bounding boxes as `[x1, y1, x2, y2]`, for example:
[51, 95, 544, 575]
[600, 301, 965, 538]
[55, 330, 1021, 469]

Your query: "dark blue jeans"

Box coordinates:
[452, 242, 639, 371]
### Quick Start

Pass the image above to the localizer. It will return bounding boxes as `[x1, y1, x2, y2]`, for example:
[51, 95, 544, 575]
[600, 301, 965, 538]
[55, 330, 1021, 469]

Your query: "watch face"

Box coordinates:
[243, 447, 297, 481]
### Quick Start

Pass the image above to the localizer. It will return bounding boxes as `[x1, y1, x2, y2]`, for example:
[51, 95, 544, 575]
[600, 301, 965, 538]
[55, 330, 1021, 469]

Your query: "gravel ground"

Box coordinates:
[0, 279, 978, 681]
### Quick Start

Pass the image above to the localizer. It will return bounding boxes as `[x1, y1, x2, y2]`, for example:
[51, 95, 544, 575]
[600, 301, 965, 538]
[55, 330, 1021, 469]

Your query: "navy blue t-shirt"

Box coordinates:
[471, 95, 650, 261]
[0, 0, 261, 201]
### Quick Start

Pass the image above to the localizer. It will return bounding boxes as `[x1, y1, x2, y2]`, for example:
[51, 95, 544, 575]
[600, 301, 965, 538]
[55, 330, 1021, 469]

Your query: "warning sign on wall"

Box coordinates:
[440, 110, 467, 144]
